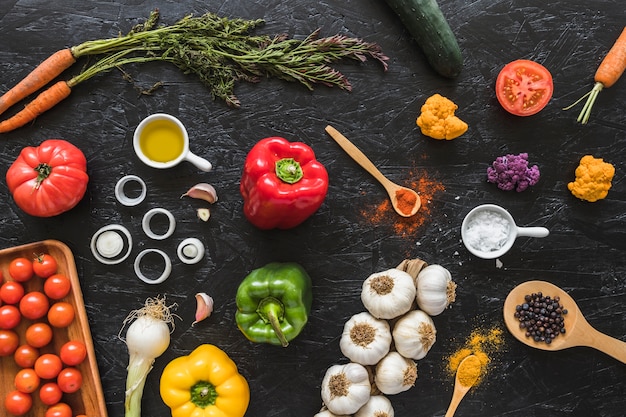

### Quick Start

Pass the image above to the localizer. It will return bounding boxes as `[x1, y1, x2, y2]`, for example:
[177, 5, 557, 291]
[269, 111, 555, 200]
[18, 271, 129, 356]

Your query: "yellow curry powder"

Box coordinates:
[447, 326, 504, 387]
[457, 355, 482, 387]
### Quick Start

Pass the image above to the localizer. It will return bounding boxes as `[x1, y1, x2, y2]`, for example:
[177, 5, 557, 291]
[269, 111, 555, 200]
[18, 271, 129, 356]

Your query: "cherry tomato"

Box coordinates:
[19, 291, 49, 320]
[14, 344, 40, 368]
[8, 257, 34, 282]
[32, 253, 58, 278]
[14, 368, 40, 394]
[4, 390, 32, 416]
[0, 281, 25, 304]
[495, 59, 553, 116]
[43, 274, 71, 300]
[59, 340, 87, 366]
[57, 367, 83, 393]
[45, 402, 73, 417]
[47, 302, 75, 328]
[0, 304, 21, 329]
[34, 353, 63, 379]
[38, 382, 63, 406]
[25, 322, 54, 348]
[0, 329, 19, 356]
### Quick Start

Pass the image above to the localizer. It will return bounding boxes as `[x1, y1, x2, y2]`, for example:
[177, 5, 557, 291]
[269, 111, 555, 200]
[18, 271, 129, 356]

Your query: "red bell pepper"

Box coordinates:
[240, 137, 328, 230]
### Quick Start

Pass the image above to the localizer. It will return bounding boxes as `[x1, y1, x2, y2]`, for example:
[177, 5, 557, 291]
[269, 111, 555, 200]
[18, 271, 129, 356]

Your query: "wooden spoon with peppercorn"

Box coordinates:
[325, 125, 421, 217]
[504, 280, 626, 363]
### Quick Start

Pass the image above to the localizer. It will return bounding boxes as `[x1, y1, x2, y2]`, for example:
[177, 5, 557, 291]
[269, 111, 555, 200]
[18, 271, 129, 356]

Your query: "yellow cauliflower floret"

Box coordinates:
[567, 155, 615, 202]
[416, 93, 468, 140]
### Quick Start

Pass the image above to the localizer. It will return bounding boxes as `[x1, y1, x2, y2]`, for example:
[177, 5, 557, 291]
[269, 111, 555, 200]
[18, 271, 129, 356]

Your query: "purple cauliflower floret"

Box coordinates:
[486, 153, 540, 192]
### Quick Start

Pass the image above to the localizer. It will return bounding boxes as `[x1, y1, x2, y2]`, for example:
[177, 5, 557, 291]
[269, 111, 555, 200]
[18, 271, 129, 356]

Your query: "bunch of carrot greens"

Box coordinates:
[0, 9, 388, 133]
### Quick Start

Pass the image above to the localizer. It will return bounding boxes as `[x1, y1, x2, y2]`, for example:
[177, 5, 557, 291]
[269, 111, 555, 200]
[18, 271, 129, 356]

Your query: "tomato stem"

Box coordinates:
[33, 163, 52, 190]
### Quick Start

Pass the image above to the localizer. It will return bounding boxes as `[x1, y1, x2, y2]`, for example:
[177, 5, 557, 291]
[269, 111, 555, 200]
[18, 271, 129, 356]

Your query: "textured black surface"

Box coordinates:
[0, 1, 625, 416]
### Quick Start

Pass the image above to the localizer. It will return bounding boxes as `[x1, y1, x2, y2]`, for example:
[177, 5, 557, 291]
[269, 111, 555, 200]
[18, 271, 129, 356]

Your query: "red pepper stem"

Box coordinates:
[257, 296, 289, 347]
[275, 158, 303, 184]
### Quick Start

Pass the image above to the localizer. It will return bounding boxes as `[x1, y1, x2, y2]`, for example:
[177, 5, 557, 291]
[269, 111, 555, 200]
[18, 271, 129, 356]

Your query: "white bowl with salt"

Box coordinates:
[461, 204, 549, 259]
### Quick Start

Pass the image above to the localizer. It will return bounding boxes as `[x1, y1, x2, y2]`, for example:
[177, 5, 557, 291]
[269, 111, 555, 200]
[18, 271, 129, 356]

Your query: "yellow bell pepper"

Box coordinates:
[160, 344, 250, 417]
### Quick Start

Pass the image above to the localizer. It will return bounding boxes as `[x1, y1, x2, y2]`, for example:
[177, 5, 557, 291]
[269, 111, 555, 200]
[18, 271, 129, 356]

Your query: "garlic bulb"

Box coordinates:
[354, 395, 395, 417]
[314, 409, 349, 417]
[321, 363, 371, 415]
[374, 351, 418, 395]
[361, 268, 416, 320]
[392, 310, 436, 360]
[415, 265, 457, 316]
[340, 312, 392, 365]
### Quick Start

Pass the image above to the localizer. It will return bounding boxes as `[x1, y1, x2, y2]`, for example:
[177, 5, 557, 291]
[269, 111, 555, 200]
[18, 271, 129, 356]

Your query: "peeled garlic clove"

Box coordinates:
[182, 183, 218, 203]
[197, 208, 211, 222]
[192, 292, 214, 326]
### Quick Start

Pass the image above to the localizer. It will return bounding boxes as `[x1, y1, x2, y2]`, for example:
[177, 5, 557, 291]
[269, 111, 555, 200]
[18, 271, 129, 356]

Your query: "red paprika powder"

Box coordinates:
[363, 170, 445, 236]
[395, 188, 418, 216]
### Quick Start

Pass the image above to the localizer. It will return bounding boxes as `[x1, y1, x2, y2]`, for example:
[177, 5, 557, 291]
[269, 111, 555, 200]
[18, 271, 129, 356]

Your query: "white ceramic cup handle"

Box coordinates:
[184, 151, 212, 172]
[516, 226, 550, 238]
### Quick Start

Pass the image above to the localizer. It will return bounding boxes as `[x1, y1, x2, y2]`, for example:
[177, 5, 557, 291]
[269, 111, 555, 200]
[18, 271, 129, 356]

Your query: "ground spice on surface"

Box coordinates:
[447, 326, 505, 387]
[362, 169, 445, 236]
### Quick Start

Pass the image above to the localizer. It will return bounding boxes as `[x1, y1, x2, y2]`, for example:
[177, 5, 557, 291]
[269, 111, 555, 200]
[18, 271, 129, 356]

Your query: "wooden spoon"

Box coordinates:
[325, 125, 421, 217]
[444, 355, 479, 417]
[503, 280, 626, 363]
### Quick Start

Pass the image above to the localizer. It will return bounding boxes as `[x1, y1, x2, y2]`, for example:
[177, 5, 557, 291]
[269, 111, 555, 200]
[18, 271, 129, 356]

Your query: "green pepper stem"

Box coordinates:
[257, 297, 289, 347]
[190, 380, 218, 408]
[275, 158, 303, 184]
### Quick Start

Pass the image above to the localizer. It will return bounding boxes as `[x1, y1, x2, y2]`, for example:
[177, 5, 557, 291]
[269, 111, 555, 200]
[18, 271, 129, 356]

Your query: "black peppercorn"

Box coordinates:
[514, 292, 567, 345]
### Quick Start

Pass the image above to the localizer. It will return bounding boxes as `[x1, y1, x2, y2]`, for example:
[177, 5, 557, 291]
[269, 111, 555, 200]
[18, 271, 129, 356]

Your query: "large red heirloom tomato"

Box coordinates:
[6, 139, 89, 217]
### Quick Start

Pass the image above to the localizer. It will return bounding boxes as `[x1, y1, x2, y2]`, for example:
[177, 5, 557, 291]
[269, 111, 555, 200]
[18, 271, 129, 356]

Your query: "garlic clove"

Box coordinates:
[197, 208, 211, 222]
[182, 183, 218, 204]
[192, 292, 214, 326]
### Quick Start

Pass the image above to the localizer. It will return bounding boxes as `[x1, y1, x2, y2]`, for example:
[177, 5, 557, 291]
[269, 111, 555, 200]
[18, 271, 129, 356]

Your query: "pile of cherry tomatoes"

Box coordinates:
[0, 253, 88, 417]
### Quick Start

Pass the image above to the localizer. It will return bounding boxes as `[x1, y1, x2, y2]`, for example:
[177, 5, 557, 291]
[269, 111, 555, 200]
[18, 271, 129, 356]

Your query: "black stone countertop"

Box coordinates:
[0, 0, 625, 416]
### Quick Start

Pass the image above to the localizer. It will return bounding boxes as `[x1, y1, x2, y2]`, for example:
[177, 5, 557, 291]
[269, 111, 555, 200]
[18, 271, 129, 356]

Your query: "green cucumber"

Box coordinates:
[384, 0, 463, 78]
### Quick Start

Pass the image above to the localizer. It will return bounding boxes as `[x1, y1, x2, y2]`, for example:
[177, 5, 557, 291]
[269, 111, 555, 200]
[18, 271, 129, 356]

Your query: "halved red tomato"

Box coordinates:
[495, 60, 553, 116]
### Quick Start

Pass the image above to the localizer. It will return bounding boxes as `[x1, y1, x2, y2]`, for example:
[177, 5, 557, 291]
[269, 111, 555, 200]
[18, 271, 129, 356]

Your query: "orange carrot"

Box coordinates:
[595, 26, 626, 88]
[0, 49, 76, 116]
[565, 26, 626, 124]
[0, 81, 72, 133]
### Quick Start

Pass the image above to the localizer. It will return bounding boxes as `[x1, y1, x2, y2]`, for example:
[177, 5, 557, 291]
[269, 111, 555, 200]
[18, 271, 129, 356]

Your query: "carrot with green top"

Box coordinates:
[0, 49, 76, 117]
[565, 26, 626, 124]
[0, 50, 156, 133]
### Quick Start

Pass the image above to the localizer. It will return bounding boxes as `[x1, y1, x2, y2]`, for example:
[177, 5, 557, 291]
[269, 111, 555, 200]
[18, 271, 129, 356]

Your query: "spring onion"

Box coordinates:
[120, 296, 177, 417]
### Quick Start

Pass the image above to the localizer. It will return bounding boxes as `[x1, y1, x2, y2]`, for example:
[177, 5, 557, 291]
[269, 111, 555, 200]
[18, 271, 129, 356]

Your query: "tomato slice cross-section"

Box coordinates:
[496, 59, 553, 116]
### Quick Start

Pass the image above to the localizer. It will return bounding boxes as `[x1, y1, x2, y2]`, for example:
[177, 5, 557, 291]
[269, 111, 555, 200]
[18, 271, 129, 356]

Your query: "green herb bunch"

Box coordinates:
[71, 9, 389, 107]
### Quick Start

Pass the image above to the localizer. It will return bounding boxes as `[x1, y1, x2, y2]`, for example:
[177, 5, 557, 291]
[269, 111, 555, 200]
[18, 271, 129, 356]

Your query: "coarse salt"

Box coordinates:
[464, 210, 510, 252]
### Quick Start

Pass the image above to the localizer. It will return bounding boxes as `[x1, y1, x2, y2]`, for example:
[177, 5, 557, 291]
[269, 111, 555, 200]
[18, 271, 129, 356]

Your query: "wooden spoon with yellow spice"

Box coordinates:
[325, 125, 420, 217]
[444, 354, 481, 417]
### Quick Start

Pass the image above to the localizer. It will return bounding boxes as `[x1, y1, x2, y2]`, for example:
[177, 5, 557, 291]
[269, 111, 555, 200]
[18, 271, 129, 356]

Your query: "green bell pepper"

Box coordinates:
[235, 262, 312, 347]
